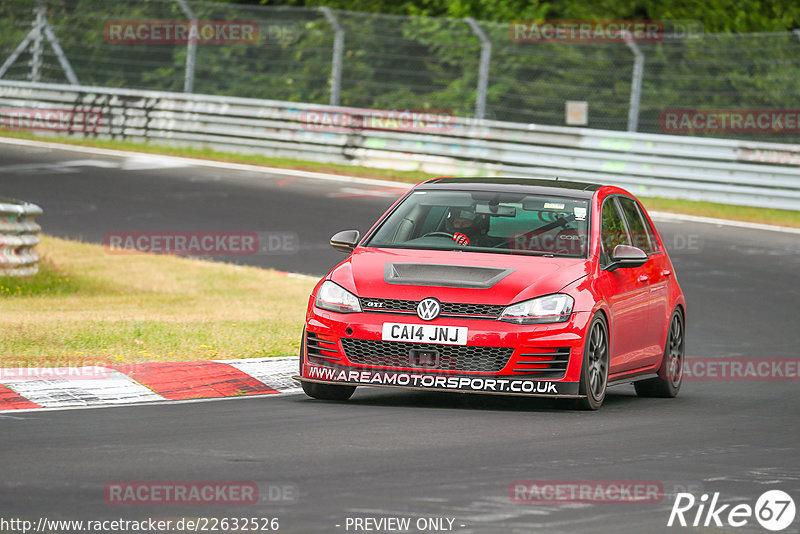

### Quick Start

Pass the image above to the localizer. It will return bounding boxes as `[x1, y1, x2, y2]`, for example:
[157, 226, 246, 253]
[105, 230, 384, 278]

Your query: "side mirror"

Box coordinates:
[330, 230, 360, 253]
[606, 244, 647, 271]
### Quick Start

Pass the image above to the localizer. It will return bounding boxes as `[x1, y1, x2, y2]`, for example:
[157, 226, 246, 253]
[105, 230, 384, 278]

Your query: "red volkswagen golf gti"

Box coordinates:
[294, 178, 686, 409]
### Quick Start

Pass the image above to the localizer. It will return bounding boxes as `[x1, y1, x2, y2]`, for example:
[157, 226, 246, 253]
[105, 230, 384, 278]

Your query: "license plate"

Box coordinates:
[381, 323, 468, 345]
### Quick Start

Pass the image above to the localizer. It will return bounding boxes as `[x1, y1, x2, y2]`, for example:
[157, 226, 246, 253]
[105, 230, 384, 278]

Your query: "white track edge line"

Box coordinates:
[0, 135, 413, 189]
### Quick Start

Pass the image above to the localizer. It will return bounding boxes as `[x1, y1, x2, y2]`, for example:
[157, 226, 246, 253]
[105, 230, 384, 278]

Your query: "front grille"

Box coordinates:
[361, 298, 416, 313]
[360, 298, 505, 319]
[306, 331, 342, 365]
[442, 302, 506, 316]
[512, 348, 571, 379]
[341, 338, 513, 372]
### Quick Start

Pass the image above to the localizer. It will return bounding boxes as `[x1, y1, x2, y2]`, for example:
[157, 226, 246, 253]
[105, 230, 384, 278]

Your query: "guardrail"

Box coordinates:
[1, 80, 799, 210]
[0, 197, 42, 277]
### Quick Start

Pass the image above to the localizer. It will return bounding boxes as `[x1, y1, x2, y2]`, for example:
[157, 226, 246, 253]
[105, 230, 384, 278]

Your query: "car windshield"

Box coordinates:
[365, 190, 590, 257]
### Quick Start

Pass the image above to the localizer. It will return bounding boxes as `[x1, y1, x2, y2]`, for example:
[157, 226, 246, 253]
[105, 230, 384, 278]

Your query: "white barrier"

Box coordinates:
[1, 80, 799, 210]
[0, 197, 42, 277]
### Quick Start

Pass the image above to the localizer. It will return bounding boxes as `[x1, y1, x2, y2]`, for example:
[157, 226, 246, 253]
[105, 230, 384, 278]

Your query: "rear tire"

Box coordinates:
[574, 313, 609, 410]
[299, 328, 357, 401]
[634, 309, 684, 398]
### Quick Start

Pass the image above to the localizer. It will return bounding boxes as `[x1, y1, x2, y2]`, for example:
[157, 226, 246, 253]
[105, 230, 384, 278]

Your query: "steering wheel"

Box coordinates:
[422, 231, 456, 239]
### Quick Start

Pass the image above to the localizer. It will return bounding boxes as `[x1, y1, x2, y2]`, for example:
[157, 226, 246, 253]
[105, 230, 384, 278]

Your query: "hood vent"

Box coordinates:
[384, 263, 514, 289]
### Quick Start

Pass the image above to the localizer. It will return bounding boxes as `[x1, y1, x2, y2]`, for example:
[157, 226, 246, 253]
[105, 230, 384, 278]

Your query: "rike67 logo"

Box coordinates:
[668, 490, 796, 531]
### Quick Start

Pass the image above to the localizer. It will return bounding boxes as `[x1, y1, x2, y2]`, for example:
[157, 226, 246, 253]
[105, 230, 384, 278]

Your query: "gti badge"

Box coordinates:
[416, 298, 441, 321]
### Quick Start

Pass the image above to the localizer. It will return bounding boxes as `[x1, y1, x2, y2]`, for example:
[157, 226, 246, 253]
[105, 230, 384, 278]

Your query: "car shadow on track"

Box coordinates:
[296, 388, 643, 413]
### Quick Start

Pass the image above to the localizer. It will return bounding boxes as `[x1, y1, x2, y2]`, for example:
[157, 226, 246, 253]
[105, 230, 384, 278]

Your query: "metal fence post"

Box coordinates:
[465, 18, 491, 121]
[29, 5, 45, 82]
[320, 7, 344, 107]
[624, 32, 644, 133]
[0, 32, 35, 80]
[175, 0, 196, 93]
[42, 18, 79, 85]
[0, 2, 79, 84]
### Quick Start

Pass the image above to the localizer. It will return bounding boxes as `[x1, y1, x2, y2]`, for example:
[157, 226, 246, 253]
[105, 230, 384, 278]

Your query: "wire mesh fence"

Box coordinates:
[2, 0, 800, 143]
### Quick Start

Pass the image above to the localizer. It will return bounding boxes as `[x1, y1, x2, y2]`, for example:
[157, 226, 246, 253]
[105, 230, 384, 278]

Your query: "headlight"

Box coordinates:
[315, 281, 362, 313]
[499, 294, 574, 324]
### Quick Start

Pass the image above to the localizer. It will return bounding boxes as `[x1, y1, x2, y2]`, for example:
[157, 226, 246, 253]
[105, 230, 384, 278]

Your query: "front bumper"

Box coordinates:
[294, 307, 594, 398]
[295, 369, 583, 397]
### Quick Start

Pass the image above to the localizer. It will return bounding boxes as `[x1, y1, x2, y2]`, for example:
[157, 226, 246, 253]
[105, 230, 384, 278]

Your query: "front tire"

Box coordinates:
[301, 380, 356, 401]
[574, 313, 609, 410]
[299, 328, 356, 401]
[634, 309, 684, 398]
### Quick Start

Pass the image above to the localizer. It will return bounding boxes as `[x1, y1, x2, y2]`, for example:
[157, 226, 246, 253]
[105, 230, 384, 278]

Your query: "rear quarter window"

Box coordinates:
[600, 198, 631, 266]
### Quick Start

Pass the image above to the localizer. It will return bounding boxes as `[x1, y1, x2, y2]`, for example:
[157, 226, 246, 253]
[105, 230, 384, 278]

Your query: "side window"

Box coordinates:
[600, 198, 630, 266]
[640, 205, 660, 253]
[617, 197, 655, 253]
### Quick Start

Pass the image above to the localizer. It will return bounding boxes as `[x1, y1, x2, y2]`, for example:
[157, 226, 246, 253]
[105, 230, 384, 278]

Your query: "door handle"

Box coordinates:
[661, 269, 672, 277]
[638, 274, 649, 282]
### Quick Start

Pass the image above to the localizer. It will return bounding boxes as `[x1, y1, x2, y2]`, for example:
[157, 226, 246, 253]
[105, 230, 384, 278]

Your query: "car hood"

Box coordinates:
[328, 247, 591, 305]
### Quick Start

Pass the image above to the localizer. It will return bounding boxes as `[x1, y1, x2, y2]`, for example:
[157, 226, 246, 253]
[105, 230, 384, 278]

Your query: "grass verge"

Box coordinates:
[639, 197, 800, 228]
[0, 235, 317, 366]
[1, 130, 798, 228]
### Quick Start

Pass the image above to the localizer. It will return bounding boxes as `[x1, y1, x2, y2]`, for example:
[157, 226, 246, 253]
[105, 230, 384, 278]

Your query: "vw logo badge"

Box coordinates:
[416, 298, 441, 321]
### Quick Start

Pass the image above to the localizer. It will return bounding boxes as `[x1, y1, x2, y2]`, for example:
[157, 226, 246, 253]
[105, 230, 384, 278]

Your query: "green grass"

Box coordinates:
[1, 130, 798, 228]
[639, 197, 800, 228]
[0, 236, 317, 366]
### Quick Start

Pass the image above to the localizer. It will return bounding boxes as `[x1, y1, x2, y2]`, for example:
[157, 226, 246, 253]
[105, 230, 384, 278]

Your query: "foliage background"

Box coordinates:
[1, 0, 799, 140]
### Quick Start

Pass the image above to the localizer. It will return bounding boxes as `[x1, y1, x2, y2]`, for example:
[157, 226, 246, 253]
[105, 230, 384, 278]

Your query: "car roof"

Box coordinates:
[417, 177, 603, 198]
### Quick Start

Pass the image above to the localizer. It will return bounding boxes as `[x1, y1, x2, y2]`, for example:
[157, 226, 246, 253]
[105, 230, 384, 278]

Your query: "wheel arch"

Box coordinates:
[588, 303, 611, 357]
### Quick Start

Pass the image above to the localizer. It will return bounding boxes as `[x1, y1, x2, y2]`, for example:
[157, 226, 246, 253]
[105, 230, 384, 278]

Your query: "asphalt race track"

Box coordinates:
[1, 140, 799, 533]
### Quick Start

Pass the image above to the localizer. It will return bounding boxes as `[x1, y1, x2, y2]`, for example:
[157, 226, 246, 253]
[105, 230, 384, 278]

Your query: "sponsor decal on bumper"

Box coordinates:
[298, 364, 581, 397]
